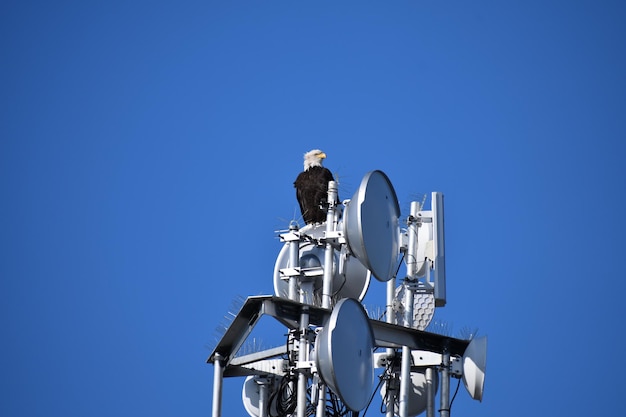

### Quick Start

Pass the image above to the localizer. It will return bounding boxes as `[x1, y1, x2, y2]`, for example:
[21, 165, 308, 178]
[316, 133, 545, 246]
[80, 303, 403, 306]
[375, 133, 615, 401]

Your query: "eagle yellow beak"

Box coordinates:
[318, 152, 327, 159]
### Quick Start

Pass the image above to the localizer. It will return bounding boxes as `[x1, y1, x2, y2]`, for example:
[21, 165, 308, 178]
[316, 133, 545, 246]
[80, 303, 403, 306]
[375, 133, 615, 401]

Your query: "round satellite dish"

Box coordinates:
[380, 370, 439, 417]
[393, 286, 435, 331]
[273, 223, 371, 303]
[344, 170, 400, 282]
[462, 335, 487, 402]
[241, 375, 280, 417]
[316, 298, 374, 411]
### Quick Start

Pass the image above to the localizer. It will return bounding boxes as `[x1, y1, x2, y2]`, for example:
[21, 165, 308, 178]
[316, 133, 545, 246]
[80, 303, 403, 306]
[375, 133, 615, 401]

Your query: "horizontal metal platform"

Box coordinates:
[207, 295, 470, 374]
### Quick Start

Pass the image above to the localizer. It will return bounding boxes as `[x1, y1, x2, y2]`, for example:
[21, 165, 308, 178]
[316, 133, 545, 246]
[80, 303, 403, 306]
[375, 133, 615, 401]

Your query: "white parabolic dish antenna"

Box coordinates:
[316, 298, 374, 411]
[462, 335, 487, 402]
[344, 170, 400, 282]
[273, 223, 371, 302]
[241, 375, 280, 417]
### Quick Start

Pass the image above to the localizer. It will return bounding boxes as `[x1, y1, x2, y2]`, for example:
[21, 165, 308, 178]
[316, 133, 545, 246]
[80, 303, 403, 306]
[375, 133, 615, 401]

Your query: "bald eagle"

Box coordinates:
[294, 149, 338, 225]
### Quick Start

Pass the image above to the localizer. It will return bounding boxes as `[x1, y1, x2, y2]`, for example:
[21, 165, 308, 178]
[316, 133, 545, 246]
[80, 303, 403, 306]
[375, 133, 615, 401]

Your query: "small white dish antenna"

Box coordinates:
[316, 298, 374, 411]
[344, 170, 401, 282]
[462, 335, 487, 401]
[380, 369, 439, 417]
[241, 375, 280, 417]
[273, 223, 371, 302]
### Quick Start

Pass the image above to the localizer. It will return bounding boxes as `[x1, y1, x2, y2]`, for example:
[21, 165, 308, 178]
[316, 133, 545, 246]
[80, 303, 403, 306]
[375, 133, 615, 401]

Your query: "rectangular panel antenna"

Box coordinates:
[432, 192, 446, 306]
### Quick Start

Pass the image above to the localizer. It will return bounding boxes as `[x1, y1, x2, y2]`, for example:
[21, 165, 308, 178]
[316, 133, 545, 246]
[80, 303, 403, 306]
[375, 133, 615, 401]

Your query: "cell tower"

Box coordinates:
[207, 170, 487, 417]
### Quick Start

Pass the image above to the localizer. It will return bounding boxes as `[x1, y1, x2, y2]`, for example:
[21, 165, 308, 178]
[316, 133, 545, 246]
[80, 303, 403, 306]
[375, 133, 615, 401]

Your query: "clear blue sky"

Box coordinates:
[2, 1, 625, 416]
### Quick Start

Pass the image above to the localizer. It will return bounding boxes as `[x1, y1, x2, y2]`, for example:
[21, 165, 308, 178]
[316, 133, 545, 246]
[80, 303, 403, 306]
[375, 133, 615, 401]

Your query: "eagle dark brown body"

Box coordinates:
[294, 165, 336, 224]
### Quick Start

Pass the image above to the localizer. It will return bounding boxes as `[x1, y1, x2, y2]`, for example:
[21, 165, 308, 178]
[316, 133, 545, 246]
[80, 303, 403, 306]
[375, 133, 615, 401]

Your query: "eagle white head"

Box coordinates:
[303, 149, 327, 170]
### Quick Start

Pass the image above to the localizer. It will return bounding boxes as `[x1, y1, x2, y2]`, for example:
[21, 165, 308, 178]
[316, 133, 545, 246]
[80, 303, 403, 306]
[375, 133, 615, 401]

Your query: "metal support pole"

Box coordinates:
[426, 367, 435, 417]
[257, 378, 269, 417]
[403, 279, 416, 328]
[287, 333, 296, 417]
[316, 385, 326, 417]
[318, 181, 336, 416]
[399, 345, 411, 417]
[211, 353, 225, 417]
[385, 277, 396, 417]
[288, 222, 300, 301]
[297, 307, 310, 417]
[406, 201, 420, 279]
[399, 201, 421, 417]
[322, 180, 338, 309]
[439, 350, 450, 417]
[386, 277, 396, 327]
[399, 278, 415, 417]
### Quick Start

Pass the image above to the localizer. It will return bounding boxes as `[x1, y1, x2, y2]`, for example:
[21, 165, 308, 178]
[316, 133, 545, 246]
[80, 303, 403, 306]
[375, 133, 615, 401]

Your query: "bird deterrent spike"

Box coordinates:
[459, 325, 480, 341]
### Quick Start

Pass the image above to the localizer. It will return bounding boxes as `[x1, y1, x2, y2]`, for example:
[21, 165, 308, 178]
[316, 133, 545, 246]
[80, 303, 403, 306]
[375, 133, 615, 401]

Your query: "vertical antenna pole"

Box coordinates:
[399, 344, 411, 417]
[439, 349, 450, 417]
[288, 222, 300, 301]
[318, 180, 336, 415]
[399, 278, 415, 417]
[400, 202, 420, 417]
[426, 367, 435, 417]
[322, 180, 338, 309]
[386, 277, 396, 326]
[316, 386, 326, 417]
[211, 353, 225, 417]
[257, 378, 269, 417]
[297, 307, 310, 417]
[385, 277, 396, 417]
[406, 201, 420, 279]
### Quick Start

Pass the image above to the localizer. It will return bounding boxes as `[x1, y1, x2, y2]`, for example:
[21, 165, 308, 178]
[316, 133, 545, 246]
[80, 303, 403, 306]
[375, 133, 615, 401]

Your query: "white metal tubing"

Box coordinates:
[385, 278, 396, 417]
[297, 308, 310, 417]
[386, 277, 396, 325]
[426, 367, 435, 417]
[406, 201, 420, 279]
[399, 345, 411, 417]
[211, 353, 224, 417]
[399, 279, 415, 417]
[322, 180, 338, 309]
[289, 223, 299, 301]
[316, 385, 326, 417]
[258, 379, 268, 417]
[403, 279, 415, 328]
[440, 351, 450, 417]
[384, 203, 421, 417]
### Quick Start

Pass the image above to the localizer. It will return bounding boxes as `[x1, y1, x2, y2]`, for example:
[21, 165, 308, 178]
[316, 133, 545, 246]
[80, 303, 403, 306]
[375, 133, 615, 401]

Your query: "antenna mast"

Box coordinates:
[207, 170, 487, 417]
